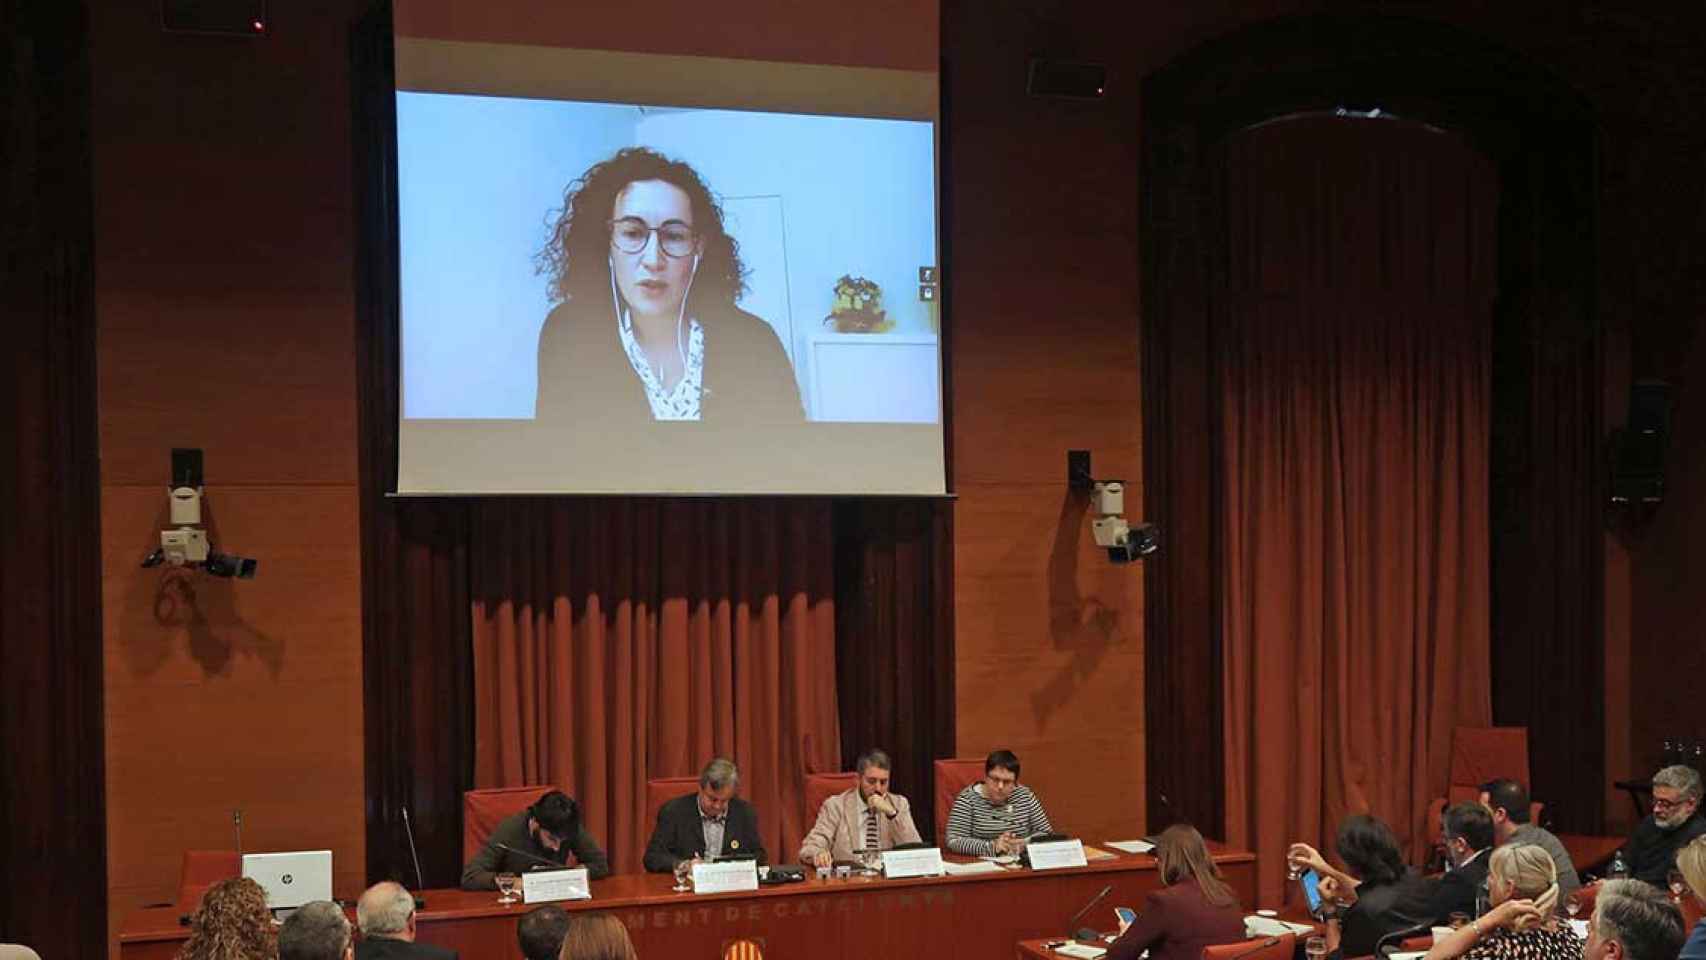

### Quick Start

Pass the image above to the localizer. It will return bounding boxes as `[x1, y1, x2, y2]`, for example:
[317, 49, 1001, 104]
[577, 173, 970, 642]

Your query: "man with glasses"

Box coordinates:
[1623, 764, 1706, 887]
[944, 749, 1055, 857]
[1422, 802, 1494, 923]
[460, 790, 611, 890]
[1478, 778, 1581, 910]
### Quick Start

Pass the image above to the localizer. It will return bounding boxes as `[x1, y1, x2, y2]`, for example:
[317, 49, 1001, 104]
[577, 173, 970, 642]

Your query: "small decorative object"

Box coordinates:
[825, 274, 892, 333]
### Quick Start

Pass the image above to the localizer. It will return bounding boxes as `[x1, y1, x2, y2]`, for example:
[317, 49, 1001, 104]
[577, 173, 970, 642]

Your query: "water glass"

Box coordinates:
[495, 872, 520, 904]
[1305, 935, 1328, 960]
[672, 859, 694, 893]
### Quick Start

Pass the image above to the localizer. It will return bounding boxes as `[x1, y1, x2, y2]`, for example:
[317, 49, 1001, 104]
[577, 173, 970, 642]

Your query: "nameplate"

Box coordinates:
[1027, 839, 1088, 870]
[881, 847, 945, 878]
[522, 867, 591, 903]
[691, 858, 759, 894]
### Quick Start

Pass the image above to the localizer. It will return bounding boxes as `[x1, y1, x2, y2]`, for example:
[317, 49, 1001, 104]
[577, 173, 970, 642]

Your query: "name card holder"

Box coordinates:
[1026, 839, 1088, 871]
[522, 867, 591, 903]
[881, 847, 945, 878]
[691, 859, 759, 894]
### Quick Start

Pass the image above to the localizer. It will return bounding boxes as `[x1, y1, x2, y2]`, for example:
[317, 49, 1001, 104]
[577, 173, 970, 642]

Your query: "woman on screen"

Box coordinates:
[534, 147, 802, 424]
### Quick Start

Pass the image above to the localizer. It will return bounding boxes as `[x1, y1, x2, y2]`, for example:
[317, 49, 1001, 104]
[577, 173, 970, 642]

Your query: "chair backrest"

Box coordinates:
[803, 772, 858, 824]
[932, 758, 986, 846]
[1448, 726, 1530, 794]
[463, 785, 553, 861]
[722, 938, 765, 960]
[647, 776, 701, 829]
[1204, 933, 1294, 960]
[176, 849, 240, 912]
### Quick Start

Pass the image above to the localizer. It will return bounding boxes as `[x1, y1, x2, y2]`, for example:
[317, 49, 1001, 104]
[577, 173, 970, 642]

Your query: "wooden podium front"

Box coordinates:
[120, 845, 1255, 959]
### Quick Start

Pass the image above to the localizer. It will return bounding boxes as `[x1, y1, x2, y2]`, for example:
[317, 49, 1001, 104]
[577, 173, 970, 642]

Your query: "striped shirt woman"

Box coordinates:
[945, 774, 1054, 856]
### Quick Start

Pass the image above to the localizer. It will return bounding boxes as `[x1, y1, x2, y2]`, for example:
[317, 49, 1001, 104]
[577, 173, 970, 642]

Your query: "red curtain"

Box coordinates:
[1217, 116, 1497, 907]
[470, 498, 841, 873]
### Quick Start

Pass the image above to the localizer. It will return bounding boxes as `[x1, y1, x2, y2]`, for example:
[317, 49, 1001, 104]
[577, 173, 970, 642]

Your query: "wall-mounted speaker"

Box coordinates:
[1610, 380, 1671, 505]
[162, 0, 267, 36]
[1027, 59, 1106, 100]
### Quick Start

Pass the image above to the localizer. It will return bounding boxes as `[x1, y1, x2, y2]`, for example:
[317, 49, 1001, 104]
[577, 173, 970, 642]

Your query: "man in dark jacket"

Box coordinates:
[643, 757, 767, 873]
[461, 790, 610, 890]
[1623, 764, 1706, 887]
[353, 882, 456, 960]
[1424, 802, 1494, 923]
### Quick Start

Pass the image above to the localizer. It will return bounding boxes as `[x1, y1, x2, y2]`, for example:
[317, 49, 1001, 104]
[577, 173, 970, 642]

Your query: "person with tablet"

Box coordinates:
[1289, 814, 1434, 958]
[642, 757, 767, 873]
[534, 147, 803, 425]
[1106, 824, 1245, 960]
[944, 749, 1055, 856]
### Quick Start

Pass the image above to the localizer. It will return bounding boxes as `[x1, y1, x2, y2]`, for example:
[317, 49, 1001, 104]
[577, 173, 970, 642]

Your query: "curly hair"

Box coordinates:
[177, 876, 277, 960]
[536, 146, 747, 310]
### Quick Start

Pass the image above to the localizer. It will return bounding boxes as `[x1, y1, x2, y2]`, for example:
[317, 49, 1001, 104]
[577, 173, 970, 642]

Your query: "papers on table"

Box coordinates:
[942, 859, 1005, 875]
[1105, 840, 1155, 854]
[1569, 920, 1590, 940]
[1387, 953, 1427, 960]
[1051, 944, 1108, 959]
[1244, 916, 1315, 938]
[522, 868, 591, 903]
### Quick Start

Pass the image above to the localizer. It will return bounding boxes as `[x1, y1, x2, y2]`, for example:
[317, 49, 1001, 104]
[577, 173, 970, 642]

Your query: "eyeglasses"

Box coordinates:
[1652, 796, 1693, 812]
[609, 217, 697, 257]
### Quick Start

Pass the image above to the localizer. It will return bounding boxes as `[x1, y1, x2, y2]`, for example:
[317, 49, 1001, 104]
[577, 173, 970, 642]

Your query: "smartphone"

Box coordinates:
[1300, 868, 1324, 915]
[1115, 907, 1137, 926]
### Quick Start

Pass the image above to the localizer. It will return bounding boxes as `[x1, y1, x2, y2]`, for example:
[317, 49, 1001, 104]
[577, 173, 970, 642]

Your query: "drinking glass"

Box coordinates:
[673, 858, 695, 893]
[859, 848, 883, 875]
[495, 872, 520, 904]
[1565, 895, 1581, 919]
[1669, 869, 1687, 903]
[1448, 912, 1470, 930]
[1305, 935, 1328, 960]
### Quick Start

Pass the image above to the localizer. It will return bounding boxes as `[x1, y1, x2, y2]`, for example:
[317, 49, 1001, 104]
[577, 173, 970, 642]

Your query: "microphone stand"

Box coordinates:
[1066, 883, 1115, 941]
[401, 807, 428, 908]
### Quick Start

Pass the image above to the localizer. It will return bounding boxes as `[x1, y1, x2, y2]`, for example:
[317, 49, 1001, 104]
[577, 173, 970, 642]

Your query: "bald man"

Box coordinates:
[354, 882, 458, 960]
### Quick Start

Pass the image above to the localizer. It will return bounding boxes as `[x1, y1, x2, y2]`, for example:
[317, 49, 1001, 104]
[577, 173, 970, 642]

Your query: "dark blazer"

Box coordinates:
[355, 938, 458, 960]
[535, 300, 803, 425]
[1107, 879, 1246, 960]
[1422, 849, 1491, 924]
[643, 793, 767, 873]
[460, 809, 611, 890]
[1338, 872, 1437, 959]
[1626, 812, 1706, 887]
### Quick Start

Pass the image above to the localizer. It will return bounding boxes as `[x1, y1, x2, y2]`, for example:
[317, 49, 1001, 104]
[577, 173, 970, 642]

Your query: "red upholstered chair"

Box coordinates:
[175, 849, 240, 912]
[1682, 895, 1703, 932]
[932, 758, 986, 846]
[1204, 933, 1294, 960]
[1426, 727, 1544, 849]
[802, 772, 858, 825]
[462, 785, 553, 862]
[647, 776, 701, 829]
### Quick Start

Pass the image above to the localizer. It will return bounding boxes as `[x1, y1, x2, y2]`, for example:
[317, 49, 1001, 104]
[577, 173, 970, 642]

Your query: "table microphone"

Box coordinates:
[1066, 883, 1115, 940]
[494, 842, 562, 869]
[401, 806, 427, 909]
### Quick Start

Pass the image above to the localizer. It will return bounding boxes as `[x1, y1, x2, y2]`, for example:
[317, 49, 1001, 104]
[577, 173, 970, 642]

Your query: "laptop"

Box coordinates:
[241, 851, 333, 910]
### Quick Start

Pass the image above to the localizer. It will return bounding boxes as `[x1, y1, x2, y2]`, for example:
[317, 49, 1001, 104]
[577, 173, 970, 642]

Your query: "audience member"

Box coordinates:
[643, 756, 767, 873]
[1293, 814, 1434, 958]
[1583, 879, 1685, 960]
[944, 749, 1055, 857]
[462, 790, 611, 890]
[1677, 834, 1706, 960]
[1106, 824, 1245, 960]
[176, 876, 276, 960]
[798, 748, 921, 867]
[1423, 843, 1576, 960]
[1424, 802, 1496, 924]
[1622, 764, 1706, 888]
[559, 913, 637, 960]
[353, 882, 456, 959]
[278, 901, 354, 960]
[517, 905, 571, 960]
[1479, 779, 1581, 910]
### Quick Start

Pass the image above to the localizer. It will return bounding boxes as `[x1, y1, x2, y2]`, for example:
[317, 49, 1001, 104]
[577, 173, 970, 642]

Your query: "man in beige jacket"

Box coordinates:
[799, 748, 923, 867]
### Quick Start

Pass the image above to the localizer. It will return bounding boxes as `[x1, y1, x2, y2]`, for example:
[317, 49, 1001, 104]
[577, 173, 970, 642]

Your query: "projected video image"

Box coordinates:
[397, 94, 941, 425]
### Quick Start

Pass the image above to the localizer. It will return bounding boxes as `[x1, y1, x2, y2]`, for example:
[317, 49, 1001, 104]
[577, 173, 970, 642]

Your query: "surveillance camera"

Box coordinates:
[204, 552, 258, 580]
[138, 449, 259, 579]
[1104, 523, 1160, 563]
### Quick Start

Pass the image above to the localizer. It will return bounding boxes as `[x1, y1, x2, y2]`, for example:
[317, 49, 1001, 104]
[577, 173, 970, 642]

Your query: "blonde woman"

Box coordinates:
[1424, 844, 1579, 960]
[1679, 834, 1706, 960]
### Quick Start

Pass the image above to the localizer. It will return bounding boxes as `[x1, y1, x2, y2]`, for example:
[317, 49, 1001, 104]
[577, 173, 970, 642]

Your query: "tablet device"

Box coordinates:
[1115, 907, 1137, 925]
[1300, 868, 1324, 915]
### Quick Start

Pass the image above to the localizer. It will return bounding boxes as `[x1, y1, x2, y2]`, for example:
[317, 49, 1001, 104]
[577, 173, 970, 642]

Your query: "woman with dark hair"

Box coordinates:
[175, 876, 277, 960]
[534, 146, 802, 424]
[1107, 824, 1246, 960]
[1291, 815, 1435, 958]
